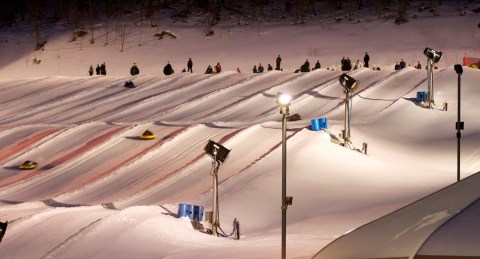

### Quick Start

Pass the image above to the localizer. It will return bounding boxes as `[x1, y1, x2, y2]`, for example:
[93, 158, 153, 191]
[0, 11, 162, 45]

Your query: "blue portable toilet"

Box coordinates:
[192, 205, 204, 221]
[177, 203, 189, 218]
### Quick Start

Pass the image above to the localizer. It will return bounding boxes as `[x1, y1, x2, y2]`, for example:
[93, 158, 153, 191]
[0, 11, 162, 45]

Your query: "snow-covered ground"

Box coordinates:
[0, 3, 480, 258]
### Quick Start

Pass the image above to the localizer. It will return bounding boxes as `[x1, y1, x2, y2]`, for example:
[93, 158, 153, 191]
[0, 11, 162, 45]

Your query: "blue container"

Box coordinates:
[416, 91, 427, 102]
[192, 205, 204, 221]
[178, 203, 204, 221]
[311, 118, 328, 131]
[318, 118, 328, 129]
[177, 203, 189, 218]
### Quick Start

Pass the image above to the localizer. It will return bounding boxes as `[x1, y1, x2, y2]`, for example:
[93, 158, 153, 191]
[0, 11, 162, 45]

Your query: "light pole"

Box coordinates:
[277, 92, 292, 259]
[454, 64, 464, 182]
[338, 73, 359, 149]
[204, 140, 231, 236]
[423, 47, 442, 108]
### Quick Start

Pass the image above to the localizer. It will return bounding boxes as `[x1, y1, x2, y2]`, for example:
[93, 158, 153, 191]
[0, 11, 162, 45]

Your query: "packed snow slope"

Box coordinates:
[0, 4, 480, 259]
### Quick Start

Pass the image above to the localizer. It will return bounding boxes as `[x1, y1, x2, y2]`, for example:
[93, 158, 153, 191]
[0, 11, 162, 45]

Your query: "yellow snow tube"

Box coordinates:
[19, 160, 38, 170]
[139, 130, 156, 140]
[470, 64, 479, 69]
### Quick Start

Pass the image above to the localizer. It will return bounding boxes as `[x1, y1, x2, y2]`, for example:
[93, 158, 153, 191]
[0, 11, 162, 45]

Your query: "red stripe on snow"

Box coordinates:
[0, 126, 127, 188]
[0, 128, 62, 163]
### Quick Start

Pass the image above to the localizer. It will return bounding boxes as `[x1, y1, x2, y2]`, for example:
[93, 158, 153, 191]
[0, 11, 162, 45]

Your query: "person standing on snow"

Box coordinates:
[187, 58, 193, 73]
[100, 62, 107, 75]
[276, 55, 282, 70]
[95, 64, 100, 75]
[364, 52, 370, 68]
[89, 65, 94, 76]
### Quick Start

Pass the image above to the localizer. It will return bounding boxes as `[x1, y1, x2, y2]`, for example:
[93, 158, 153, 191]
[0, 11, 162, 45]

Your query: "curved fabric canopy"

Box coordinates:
[313, 171, 480, 259]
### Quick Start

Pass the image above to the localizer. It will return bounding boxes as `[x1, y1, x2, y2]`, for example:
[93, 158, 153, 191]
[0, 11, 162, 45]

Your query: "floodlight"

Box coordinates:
[338, 73, 359, 93]
[454, 64, 463, 75]
[277, 93, 292, 107]
[204, 140, 230, 164]
[423, 47, 442, 63]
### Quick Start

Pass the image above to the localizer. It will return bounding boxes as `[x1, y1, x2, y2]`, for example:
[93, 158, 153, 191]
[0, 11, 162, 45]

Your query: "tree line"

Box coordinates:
[0, 0, 463, 49]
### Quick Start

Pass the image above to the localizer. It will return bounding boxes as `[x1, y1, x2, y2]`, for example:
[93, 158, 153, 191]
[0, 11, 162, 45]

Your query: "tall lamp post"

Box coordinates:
[423, 47, 442, 108]
[277, 92, 293, 259]
[204, 140, 231, 236]
[454, 64, 464, 182]
[338, 73, 359, 149]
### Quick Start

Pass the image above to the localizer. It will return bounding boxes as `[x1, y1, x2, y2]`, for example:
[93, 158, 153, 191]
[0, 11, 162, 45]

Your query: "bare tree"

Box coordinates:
[26, 0, 46, 50]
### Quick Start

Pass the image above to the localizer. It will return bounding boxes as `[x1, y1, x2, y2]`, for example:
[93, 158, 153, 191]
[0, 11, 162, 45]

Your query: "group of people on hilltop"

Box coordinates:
[394, 59, 407, 70]
[89, 62, 106, 76]
[88, 52, 432, 77]
[205, 62, 222, 74]
[341, 57, 353, 71]
[253, 63, 274, 73]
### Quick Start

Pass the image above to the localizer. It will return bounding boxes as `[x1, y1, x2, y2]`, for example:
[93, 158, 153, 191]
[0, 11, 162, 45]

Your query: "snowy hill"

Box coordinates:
[1, 3, 480, 259]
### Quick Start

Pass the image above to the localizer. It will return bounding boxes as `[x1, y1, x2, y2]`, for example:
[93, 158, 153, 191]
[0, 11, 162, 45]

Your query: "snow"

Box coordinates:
[1, 4, 480, 258]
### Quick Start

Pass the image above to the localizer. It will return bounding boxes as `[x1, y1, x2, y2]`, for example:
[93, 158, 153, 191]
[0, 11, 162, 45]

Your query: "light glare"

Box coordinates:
[277, 93, 292, 106]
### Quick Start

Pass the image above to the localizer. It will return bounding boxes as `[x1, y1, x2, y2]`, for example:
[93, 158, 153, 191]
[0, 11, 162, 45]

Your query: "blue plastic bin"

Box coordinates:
[416, 91, 427, 102]
[311, 118, 328, 131]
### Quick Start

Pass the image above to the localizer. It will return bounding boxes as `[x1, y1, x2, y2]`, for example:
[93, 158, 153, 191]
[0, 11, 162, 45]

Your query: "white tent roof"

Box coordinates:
[313, 171, 480, 259]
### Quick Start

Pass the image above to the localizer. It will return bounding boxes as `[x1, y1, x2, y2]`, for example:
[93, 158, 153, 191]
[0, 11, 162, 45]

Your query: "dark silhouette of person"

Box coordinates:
[364, 52, 370, 68]
[276, 55, 282, 70]
[187, 58, 193, 73]
[300, 59, 310, 72]
[205, 65, 213, 74]
[130, 63, 139, 75]
[399, 59, 406, 69]
[100, 62, 106, 75]
[314, 61, 321, 70]
[267, 64, 273, 71]
[163, 62, 174, 75]
[253, 65, 257, 73]
[89, 65, 93, 76]
[95, 64, 100, 75]
[215, 62, 221, 73]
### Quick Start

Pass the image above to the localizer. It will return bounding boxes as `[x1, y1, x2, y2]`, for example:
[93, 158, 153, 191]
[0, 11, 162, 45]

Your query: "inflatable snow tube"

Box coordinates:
[139, 130, 155, 140]
[124, 80, 135, 88]
[470, 64, 479, 69]
[19, 160, 38, 170]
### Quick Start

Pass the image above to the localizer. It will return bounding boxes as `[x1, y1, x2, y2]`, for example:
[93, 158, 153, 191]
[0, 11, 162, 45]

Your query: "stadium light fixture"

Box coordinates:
[276, 92, 293, 259]
[423, 47, 442, 108]
[339, 73, 359, 93]
[204, 140, 230, 164]
[424, 47, 442, 64]
[338, 73, 359, 149]
[204, 140, 231, 237]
